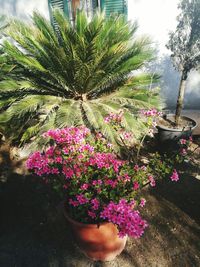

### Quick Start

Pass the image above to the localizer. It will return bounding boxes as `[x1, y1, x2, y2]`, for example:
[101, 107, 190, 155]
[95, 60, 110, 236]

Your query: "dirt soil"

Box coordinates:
[0, 140, 200, 267]
[157, 116, 195, 130]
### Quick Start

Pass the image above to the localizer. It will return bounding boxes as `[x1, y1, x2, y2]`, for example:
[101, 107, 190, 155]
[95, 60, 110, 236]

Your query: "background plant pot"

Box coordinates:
[156, 115, 197, 145]
[63, 206, 127, 261]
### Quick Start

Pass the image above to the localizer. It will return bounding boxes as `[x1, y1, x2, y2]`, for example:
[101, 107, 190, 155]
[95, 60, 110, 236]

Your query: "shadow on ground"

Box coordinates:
[0, 170, 200, 266]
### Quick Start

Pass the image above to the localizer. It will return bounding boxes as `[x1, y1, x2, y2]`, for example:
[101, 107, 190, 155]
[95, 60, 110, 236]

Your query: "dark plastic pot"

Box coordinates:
[156, 115, 197, 145]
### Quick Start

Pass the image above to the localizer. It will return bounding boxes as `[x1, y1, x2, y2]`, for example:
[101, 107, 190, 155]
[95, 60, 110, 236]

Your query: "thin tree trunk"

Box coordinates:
[175, 71, 187, 126]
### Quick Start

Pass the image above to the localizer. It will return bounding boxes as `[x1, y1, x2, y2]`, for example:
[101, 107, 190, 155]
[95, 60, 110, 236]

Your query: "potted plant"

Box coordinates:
[26, 111, 184, 262]
[157, 0, 200, 144]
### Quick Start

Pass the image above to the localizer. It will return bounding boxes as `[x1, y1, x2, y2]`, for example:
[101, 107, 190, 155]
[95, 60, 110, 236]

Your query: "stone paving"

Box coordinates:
[0, 171, 200, 267]
[0, 110, 200, 267]
[182, 110, 200, 135]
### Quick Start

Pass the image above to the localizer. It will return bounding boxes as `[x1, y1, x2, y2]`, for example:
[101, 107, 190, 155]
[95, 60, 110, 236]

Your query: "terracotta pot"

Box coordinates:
[63, 206, 127, 261]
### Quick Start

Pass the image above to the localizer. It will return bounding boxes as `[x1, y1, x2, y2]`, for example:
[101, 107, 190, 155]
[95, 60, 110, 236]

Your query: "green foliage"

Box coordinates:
[0, 11, 159, 146]
[167, 0, 200, 76]
[0, 15, 8, 36]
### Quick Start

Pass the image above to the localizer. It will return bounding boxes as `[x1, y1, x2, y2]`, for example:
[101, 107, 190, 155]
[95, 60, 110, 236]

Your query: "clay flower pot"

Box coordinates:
[63, 206, 127, 261]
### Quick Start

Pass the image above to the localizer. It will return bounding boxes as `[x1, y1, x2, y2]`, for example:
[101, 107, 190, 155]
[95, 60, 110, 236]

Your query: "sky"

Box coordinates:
[128, 0, 179, 54]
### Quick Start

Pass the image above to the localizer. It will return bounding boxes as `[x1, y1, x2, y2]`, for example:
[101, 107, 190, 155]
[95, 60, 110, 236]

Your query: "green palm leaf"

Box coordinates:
[0, 10, 160, 146]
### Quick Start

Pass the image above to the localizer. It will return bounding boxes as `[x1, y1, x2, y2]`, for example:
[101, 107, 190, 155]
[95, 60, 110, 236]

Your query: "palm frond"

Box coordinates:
[0, 10, 159, 146]
[55, 100, 83, 127]
[82, 101, 118, 145]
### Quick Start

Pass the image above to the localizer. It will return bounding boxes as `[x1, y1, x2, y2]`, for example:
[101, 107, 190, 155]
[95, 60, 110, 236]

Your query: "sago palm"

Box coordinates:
[0, 11, 159, 147]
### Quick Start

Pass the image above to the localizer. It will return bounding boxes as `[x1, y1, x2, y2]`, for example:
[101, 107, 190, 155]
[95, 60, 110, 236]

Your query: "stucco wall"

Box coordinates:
[0, 0, 49, 19]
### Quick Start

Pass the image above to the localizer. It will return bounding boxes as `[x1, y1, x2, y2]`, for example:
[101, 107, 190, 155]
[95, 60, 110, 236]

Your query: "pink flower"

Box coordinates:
[91, 198, 100, 210]
[76, 194, 89, 205]
[100, 199, 148, 238]
[81, 183, 90, 190]
[69, 199, 79, 207]
[79, 144, 94, 153]
[50, 167, 59, 174]
[148, 175, 156, 187]
[96, 132, 103, 139]
[180, 148, 187, 156]
[88, 210, 96, 219]
[122, 131, 133, 139]
[105, 179, 118, 188]
[139, 198, 146, 207]
[180, 139, 187, 145]
[104, 116, 111, 123]
[170, 169, 179, 182]
[140, 165, 147, 171]
[92, 179, 102, 186]
[55, 156, 62, 163]
[134, 164, 139, 172]
[140, 108, 161, 117]
[123, 173, 131, 182]
[62, 167, 74, 179]
[133, 181, 140, 190]
[107, 143, 113, 148]
[46, 147, 55, 157]
[104, 111, 123, 124]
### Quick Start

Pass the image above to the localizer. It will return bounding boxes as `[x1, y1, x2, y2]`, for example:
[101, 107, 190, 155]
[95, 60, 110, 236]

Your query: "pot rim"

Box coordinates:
[156, 115, 197, 132]
[63, 202, 111, 228]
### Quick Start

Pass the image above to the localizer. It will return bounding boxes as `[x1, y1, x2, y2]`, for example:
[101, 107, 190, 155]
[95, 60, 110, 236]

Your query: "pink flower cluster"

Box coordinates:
[26, 125, 181, 239]
[43, 126, 90, 145]
[139, 198, 146, 208]
[89, 153, 123, 172]
[170, 169, 179, 182]
[100, 199, 148, 238]
[148, 175, 156, 187]
[180, 148, 187, 156]
[104, 110, 123, 123]
[26, 151, 59, 176]
[180, 138, 187, 145]
[140, 108, 162, 117]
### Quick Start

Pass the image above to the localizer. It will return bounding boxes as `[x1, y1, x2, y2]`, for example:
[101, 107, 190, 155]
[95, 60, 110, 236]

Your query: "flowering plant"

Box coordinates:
[26, 110, 185, 239]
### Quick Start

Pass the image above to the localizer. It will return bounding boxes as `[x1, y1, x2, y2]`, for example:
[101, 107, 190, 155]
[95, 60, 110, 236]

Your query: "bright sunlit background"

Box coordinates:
[128, 0, 179, 55]
[0, 0, 200, 109]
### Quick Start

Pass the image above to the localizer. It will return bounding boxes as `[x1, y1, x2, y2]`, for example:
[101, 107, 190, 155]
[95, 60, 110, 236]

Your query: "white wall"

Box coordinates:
[128, 0, 179, 55]
[128, 0, 200, 109]
[0, 0, 49, 19]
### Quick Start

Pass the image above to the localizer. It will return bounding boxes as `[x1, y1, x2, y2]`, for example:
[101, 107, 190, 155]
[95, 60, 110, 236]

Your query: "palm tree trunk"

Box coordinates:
[175, 71, 187, 126]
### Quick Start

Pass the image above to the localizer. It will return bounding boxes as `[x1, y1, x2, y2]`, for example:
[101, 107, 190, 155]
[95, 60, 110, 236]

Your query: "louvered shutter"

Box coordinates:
[102, 0, 127, 18]
[92, 0, 99, 14]
[48, 0, 97, 24]
[48, 0, 72, 26]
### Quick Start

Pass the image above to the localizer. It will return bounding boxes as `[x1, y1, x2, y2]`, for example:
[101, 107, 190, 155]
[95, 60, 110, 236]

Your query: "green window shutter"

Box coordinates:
[92, 0, 99, 12]
[103, 0, 127, 18]
[48, 0, 72, 29]
[91, 0, 101, 16]
[48, 1, 71, 26]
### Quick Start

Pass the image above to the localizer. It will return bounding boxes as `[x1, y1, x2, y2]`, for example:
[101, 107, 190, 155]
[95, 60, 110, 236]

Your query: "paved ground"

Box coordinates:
[182, 110, 200, 135]
[0, 121, 200, 267]
[0, 159, 200, 267]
